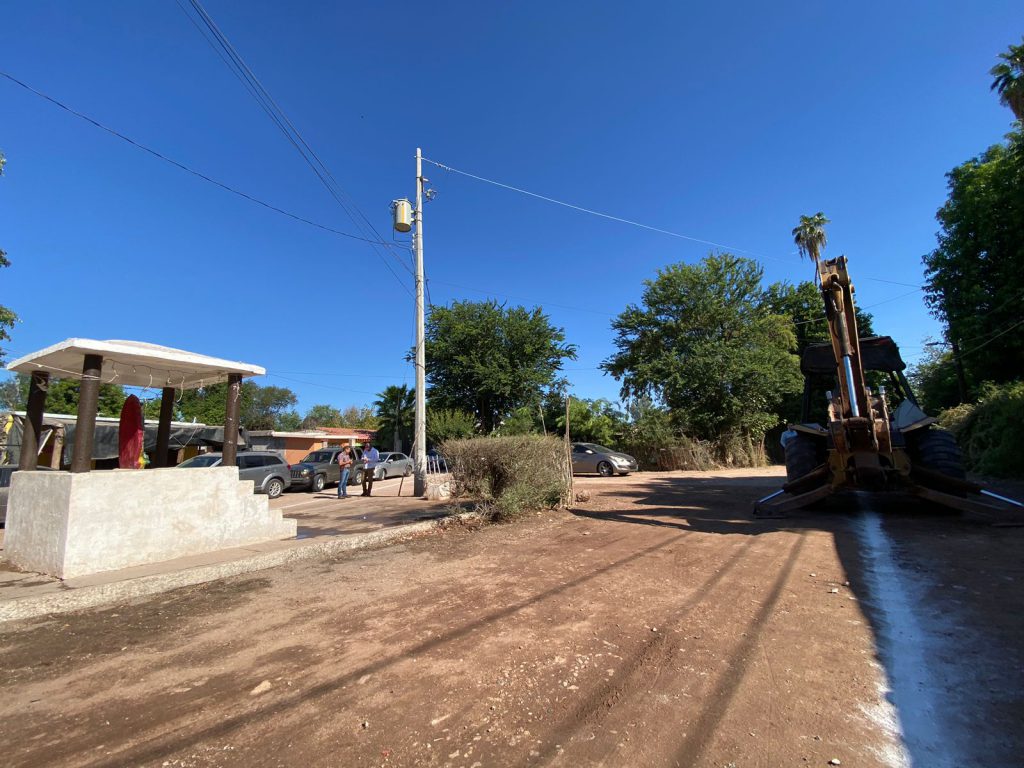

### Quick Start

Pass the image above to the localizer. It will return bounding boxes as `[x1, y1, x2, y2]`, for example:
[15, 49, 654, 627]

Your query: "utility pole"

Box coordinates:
[413, 148, 427, 497]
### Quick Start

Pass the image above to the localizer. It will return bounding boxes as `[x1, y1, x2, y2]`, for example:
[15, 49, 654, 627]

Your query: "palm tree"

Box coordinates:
[991, 39, 1024, 122]
[373, 384, 415, 452]
[792, 212, 831, 276]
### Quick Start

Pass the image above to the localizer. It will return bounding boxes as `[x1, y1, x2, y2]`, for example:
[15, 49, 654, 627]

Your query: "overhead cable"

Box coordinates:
[423, 156, 926, 291]
[0, 71, 408, 259]
[179, 0, 414, 286]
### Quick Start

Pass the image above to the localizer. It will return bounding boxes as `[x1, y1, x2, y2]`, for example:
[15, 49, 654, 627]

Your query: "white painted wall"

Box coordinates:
[5, 468, 296, 579]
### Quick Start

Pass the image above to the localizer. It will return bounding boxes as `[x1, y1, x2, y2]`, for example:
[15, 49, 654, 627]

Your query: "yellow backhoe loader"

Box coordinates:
[754, 255, 1022, 517]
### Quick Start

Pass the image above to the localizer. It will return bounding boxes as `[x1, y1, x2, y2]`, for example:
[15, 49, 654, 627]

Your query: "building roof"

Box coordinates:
[6, 338, 265, 389]
[322, 427, 377, 441]
[247, 427, 378, 441]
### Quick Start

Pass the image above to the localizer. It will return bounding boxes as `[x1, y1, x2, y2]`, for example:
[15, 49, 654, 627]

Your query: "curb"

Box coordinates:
[0, 512, 475, 623]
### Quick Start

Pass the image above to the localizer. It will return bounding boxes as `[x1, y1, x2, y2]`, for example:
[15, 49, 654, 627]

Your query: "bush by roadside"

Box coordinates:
[441, 435, 570, 522]
[939, 381, 1024, 478]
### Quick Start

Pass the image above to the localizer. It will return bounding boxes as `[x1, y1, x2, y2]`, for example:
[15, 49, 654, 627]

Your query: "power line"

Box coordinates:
[422, 156, 786, 262]
[179, 0, 414, 288]
[0, 71, 411, 271]
[423, 156, 928, 291]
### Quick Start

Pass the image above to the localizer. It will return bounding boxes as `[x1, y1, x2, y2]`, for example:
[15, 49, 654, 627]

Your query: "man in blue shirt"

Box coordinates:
[361, 440, 380, 497]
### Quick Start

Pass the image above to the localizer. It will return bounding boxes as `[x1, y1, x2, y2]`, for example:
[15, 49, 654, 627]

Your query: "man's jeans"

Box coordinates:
[362, 466, 375, 496]
[338, 467, 350, 497]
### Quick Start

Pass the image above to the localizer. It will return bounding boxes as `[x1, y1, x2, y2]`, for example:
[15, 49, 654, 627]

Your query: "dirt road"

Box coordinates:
[1, 469, 1021, 767]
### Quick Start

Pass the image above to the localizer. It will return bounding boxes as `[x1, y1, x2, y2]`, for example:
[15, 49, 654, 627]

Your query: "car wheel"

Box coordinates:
[597, 461, 614, 477]
[403, 464, 411, 477]
[353, 469, 363, 486]
[312, 474, 325, 493]
[266, 477, 284, 499]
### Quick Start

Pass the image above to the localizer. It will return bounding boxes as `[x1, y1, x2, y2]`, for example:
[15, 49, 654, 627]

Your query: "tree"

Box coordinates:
[178, 381, 298, 428]
[792, 212, 831, 275]
[1, 374, 125, 417]
[424, 300, 577, 433]
[340, 405, 379, 429]
[0, 152, 17, 364]
[275, 410, 303, 431]
[909, 344, 963, 414]
[374, 385, 414, 452]
[991, 38, 1024, 121]
[922, 127, 1024, 388]
[301, 404, 342, 429]
[557, 398, 623, 446]
[603, 253, 802, 443]
[426, 407, 476, 445]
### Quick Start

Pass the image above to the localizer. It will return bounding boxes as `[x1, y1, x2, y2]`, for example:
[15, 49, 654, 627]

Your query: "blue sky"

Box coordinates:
[1, 1, 1020, 415]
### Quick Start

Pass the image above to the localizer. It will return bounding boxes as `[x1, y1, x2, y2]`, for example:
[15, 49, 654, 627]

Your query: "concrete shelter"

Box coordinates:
[3, 339, 296, 579]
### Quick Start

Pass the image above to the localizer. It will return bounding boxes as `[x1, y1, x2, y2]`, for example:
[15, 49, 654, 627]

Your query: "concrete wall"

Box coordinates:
[5, 468, 297, 579]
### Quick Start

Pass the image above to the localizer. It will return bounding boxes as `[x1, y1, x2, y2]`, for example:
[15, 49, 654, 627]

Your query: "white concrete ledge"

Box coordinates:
[0, 512, 474, 622]
[5, 467, 296, 578]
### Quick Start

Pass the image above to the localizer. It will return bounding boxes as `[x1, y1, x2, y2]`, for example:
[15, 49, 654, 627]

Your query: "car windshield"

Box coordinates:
[178, 455, 220, 468]
[300, 451, 333, 463]
[584, 444, 614, 454]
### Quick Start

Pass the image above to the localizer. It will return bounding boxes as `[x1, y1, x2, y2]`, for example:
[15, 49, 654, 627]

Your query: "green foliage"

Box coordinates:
[442, 435, 570, 522]
[557, 398, 622, 446]
[0, 151, 17, 363]
[301, 403, 342, 429]
[0, 376, 21, 411]
[340, 405, 379, 429]
[424, 300, 577, 433]
[922, 128, 1024, 389]
[498, 405, 540, 436]
[792, 212, 831, 270]
[426, 407, 476, 445]
[940, 381, 1024, 477]
[2, 374, 125, 417]
[275, 410, 303, 431]
[909, 344, 963, 414]
[374, 384, 414, 451]
[604, 253, 802, 444]
[178, 381, 297, 429]
[991, 38, 1024, 121]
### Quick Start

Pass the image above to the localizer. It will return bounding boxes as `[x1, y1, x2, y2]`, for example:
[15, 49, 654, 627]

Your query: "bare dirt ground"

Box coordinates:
[0, 469, 1021, 768]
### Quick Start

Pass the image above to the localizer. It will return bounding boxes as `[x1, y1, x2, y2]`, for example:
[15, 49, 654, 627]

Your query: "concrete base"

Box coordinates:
[4, 468, 296, 579]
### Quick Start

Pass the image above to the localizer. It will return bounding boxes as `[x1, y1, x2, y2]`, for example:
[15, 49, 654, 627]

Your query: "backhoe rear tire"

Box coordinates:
[785, 433, 823, 483]
[909, 428, 965, 480]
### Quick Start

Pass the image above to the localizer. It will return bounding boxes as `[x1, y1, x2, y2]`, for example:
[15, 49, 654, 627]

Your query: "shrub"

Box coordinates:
[938, 381, 1024, 478]
[441, 435, 571, 522]
[426, 407, 477, 444]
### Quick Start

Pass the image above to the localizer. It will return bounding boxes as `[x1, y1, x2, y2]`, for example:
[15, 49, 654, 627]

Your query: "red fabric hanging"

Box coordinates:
[118, 395, 145, 469]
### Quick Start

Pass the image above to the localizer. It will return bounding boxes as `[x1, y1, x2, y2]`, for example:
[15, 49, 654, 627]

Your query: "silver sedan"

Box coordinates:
[373, 452, 414, 479]
[571, 443, 638, 477]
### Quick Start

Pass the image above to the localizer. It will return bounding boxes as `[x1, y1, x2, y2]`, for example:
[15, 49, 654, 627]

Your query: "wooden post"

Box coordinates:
[71, 354, 103, 473]
[50, 425, 64, 469]
[18, 371, 49, 471]
[153, 387, 176, 467]
[222, 373, 242, 467]
[564, 395, 573, 505]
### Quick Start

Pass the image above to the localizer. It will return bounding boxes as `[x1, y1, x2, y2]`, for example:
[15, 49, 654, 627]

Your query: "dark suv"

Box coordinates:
[290, 446, 364, 492]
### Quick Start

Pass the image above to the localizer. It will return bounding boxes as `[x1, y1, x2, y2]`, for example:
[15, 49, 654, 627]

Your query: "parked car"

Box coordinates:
[177, 451, 291, 498]
[290, 446, 365, 492]
[571, 443, 638, 477]
[373, 452, 413, 480]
